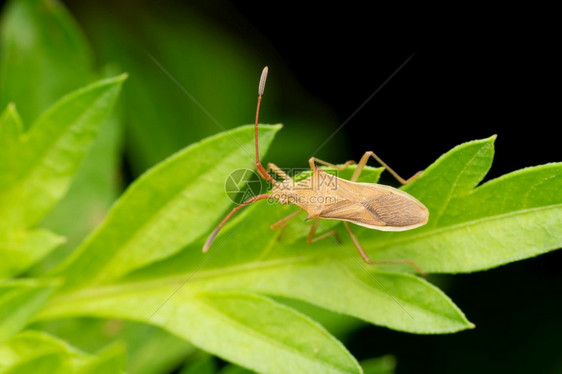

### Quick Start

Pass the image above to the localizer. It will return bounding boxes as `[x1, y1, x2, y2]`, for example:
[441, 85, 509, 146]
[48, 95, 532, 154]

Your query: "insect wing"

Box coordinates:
[319, 179, 428, 231]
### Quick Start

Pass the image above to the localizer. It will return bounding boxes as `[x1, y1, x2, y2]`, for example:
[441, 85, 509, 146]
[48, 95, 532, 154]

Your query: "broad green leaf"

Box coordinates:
[0, 229, 65, 278]
[0, 280, 56, 343]
[54, 124, 281, 290]
[187, 261, 473, 334]
[0, 0, 94, 125]
[0, 74, 126, 230]
[38, 290, 361, 374]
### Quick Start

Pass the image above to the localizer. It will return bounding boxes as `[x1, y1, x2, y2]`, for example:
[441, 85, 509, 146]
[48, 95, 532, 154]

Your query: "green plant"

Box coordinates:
[1, 1, 561, 374]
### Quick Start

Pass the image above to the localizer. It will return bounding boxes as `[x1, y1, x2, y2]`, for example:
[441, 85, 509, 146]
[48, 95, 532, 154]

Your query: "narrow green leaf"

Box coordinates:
[0, 229, 65, 278]
[403, 136, 495, 228]
[0, 74, 126, 229]
[0, 280, 56, 343]
[54, 124, 281, 290]
[38, 290, 361, 374]
[36, 110, 123, 274]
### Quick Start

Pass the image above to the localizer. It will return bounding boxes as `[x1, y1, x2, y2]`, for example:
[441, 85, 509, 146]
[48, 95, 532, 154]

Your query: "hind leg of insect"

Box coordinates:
[343, 222, 426, 276]
[351, 151, 423, 184]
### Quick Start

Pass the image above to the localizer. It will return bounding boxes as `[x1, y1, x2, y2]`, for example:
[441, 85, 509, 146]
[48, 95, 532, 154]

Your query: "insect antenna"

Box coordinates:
[254, 67, 276, 184]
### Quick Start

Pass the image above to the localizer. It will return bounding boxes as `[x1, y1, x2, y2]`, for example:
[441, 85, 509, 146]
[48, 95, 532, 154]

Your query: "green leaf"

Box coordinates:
[179, 353, 217, 374]
[34, 318, 195, 374]
[183, 261, 473, 334]
[1, 0, 125, 273]
[0, 330, 125, 374]
[29, 130, 560, 371]
[220, 365, 256, 374]
[80, 343, 125, 374]
[38, 290, 361, 374]
[36, 109, 123, 274]
[0, 229, 65, 278]
[0, 103, 22, 145]
[0, 0, 94, 125]
[0, 352, 64, 374]
[54, 124, 281, 290]
[403, 136, 495, 228]
[0, 280, 56, 343]
[0, 74, 127, 230]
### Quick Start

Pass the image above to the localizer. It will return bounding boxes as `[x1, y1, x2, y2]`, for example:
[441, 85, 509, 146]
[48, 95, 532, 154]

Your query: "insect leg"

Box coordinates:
[268, 162, 293, 181]
[343, 222, 426, 276]
[351, 151, 423, 184]
[308, 157, 355, 171]
[270, 209, 303, 229]
[269, 209, 303, 241]
[306, 220, 341, 244]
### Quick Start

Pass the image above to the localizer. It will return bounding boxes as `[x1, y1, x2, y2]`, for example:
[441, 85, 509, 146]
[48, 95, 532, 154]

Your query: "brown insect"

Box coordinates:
[203, 67, 429, 275]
